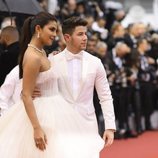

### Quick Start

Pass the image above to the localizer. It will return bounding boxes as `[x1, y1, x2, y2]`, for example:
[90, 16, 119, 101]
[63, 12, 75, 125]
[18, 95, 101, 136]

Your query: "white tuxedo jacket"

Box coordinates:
[52, 49, 116, 130]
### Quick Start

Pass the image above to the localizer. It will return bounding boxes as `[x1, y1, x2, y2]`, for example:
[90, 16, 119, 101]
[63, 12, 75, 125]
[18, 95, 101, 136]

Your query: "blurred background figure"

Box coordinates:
[107, 22, 125, 50]
[1, 17, 16, 30]
[136, 38, 156, 130]
[86, 37, 98, 56]
[0, 26, 19, 86]
[92, 17, 108, 41]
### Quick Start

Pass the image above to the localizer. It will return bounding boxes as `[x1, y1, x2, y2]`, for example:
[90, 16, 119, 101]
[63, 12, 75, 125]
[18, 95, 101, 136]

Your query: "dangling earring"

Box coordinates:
[37, 32, 40, 38]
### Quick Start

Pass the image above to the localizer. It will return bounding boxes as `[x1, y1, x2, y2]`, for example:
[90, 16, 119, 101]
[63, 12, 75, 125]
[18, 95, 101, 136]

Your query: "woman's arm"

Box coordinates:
[22, 53, 47, 151]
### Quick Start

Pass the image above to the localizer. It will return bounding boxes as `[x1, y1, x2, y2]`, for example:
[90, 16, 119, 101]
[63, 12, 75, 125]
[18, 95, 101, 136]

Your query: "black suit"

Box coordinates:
[106, 51, 121, 121]
[106, 51, 119, 74]
[0, 42, 19, 86]
[137, 50, 154, 130]
[107, 35, 125, 51]
[124, 34, 137, 49]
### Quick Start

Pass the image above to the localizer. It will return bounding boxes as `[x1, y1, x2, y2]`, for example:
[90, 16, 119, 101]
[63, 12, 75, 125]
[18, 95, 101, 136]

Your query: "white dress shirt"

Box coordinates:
[0, 66, 20, 116]
[65, 49, 82, 98]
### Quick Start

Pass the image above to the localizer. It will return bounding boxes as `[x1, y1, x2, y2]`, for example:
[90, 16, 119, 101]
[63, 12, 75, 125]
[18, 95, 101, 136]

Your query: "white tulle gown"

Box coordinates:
[0, 65, 104, 158]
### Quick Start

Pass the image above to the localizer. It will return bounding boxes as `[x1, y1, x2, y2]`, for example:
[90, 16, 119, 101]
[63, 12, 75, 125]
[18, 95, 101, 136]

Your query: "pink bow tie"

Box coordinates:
[66, 52, 83, 60]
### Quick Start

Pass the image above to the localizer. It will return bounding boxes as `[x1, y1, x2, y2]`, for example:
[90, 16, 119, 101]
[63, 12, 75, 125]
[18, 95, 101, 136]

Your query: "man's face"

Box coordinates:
[118, 44, 130, 57]
[97, 47, 107, 57]
[116, 25, 125, 37]
[141, 40, 149, 52]
[86, 40, 97, 54]
[68, 26, 88, 52]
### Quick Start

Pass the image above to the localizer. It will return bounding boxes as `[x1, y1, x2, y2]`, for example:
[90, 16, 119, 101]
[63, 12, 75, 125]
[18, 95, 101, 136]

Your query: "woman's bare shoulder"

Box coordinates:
[23, 49, 42, 69]
[24, 49, 42, 62]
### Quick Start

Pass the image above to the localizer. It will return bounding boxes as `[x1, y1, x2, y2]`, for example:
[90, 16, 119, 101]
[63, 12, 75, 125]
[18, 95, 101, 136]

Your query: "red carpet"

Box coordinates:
[100, 131, 158, 158]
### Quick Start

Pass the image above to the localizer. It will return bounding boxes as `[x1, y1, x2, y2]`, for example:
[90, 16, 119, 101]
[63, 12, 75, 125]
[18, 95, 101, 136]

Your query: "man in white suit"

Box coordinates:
[53, 16, 116, 148]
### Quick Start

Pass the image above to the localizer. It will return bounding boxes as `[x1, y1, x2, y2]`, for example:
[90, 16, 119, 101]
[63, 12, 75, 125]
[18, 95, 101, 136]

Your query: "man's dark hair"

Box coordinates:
[62, 16, 88, 35]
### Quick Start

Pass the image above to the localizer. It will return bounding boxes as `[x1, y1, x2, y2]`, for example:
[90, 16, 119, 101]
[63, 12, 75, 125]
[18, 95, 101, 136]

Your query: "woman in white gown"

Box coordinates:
[0, 12, 104, 158]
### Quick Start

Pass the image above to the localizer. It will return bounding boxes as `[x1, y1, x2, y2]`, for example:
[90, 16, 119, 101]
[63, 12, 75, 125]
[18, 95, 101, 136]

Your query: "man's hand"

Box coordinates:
[32, 86, 41, 99]
[103, 129, 114, 147]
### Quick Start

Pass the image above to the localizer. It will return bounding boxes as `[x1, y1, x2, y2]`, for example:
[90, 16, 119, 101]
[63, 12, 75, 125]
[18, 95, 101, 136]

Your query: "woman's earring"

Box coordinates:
[37, 32, 40, 38]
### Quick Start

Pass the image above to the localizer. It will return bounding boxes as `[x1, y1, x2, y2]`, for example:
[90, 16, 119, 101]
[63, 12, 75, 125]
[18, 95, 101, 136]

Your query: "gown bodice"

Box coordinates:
[35, 65, 59, 97]
[12, 64, 58, 103]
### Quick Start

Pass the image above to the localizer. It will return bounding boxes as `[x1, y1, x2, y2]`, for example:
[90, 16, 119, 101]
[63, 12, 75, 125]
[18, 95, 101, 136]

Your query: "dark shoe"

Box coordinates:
[114, 129, 126, 139]
[137, 129, 144, 135]
[146, 126, 158, 131]
[124, 130, 138, 138]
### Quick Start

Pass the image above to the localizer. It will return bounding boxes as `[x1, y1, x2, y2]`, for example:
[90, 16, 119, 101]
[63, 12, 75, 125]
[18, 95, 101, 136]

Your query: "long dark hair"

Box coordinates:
[18, 12, 57, 78]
